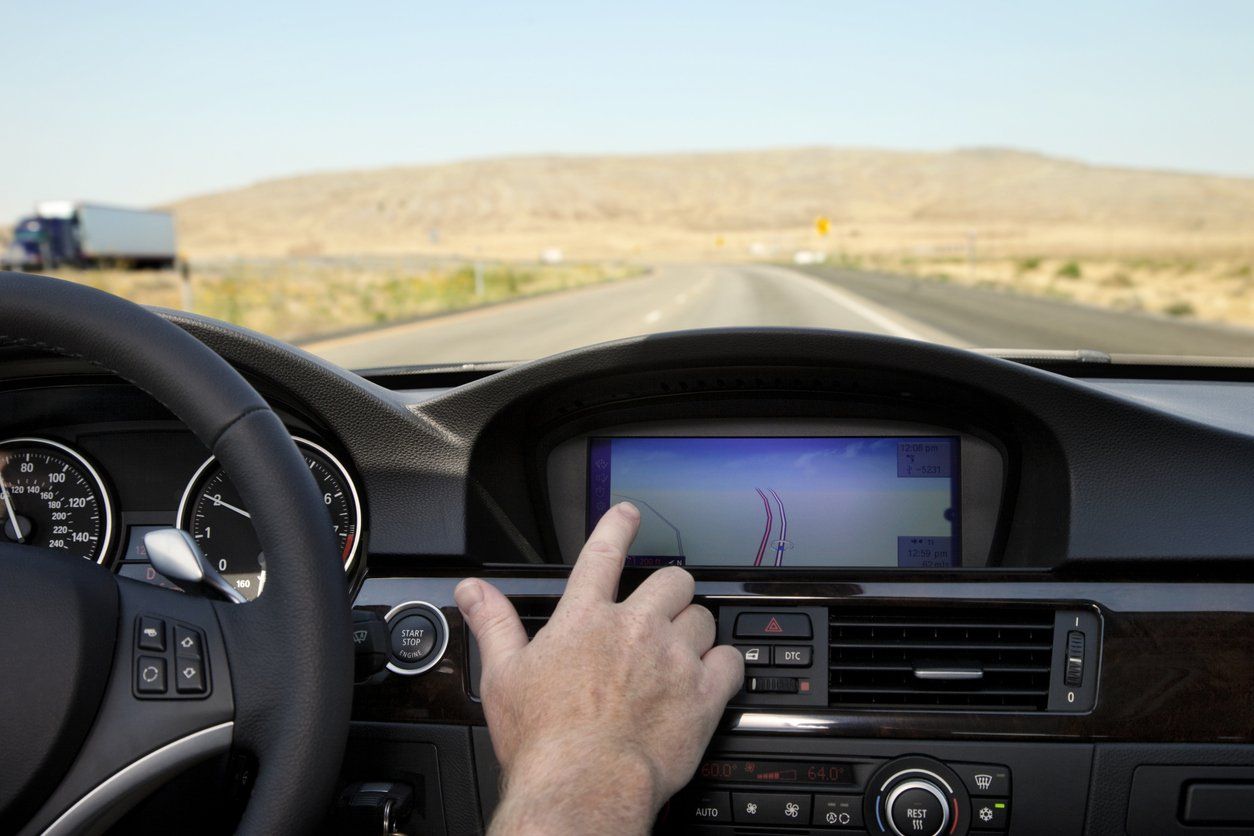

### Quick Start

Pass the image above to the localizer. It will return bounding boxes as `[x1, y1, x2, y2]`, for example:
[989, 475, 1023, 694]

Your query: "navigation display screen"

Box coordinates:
[586, 436, 959, 568]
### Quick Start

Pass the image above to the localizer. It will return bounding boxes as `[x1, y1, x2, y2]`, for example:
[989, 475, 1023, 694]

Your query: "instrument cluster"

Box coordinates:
[0, 433, 363, 599]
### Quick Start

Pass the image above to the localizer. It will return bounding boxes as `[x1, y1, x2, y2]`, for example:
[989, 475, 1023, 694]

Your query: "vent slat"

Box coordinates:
[830, 687, 1045, 696]
[830, 641, 1050, 651]
[829, 606, 1055, 712]
[831, 664, 1050, 673]
[829, 620, 1053, 630]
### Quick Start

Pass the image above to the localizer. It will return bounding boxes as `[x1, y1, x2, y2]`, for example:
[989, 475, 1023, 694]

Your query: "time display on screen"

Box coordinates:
[698, 759, 854, 786]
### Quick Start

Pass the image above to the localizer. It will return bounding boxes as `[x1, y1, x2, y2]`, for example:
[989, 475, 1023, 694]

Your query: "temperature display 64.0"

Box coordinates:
[698, 759, 853, 786]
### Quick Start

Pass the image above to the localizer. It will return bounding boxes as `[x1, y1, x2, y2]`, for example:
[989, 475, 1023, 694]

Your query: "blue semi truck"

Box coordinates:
[2, 201, 177, 270]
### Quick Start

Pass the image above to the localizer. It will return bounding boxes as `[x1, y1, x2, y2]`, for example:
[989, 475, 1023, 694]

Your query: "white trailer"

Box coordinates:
[6, 202, 178, 269]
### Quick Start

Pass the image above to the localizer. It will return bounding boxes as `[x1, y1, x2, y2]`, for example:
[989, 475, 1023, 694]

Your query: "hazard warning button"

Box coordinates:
[733, 612, 812, 639]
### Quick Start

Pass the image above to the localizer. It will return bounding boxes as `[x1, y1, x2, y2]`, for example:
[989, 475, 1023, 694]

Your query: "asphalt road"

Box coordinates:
[800, 266, 1254, 357]
[304, 262, 1254, 369]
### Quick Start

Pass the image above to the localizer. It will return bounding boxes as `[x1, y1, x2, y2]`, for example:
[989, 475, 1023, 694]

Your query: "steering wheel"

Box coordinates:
[0, 273, 353, 834]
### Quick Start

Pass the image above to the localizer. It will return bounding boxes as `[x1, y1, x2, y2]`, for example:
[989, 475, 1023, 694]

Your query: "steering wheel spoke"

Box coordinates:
[21, 578, 235, 834]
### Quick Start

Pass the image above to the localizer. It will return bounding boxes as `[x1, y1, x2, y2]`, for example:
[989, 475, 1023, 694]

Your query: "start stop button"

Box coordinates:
[390, 614, 436, 663]
[384, 601, 448, 675]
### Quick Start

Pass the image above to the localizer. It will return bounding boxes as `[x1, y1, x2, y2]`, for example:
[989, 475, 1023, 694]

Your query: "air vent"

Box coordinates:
[513, 597, 558, 638]
[829, 606, 1055, 711]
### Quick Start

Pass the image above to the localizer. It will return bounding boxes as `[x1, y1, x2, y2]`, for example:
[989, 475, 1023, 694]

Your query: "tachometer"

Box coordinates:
[0, 437, 114, 563]
[177, 437, 362, 601]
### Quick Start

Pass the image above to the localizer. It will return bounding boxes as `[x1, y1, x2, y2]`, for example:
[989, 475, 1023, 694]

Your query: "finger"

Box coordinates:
[626, 565, 696, 620]
[455, 578, 528, 672]
[670, 603, 716, 655]
[701, 644, 746, 706]
[564, 502, 640, 603]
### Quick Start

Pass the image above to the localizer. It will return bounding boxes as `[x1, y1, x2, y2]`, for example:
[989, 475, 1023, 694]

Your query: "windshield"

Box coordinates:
[6, 4, 1254, 367]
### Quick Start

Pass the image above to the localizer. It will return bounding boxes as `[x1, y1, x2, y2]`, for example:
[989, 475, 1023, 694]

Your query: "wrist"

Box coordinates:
[490, 738, 661, 835]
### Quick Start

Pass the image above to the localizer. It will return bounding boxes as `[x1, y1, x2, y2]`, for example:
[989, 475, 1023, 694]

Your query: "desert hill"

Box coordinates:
[169, 147, 1254, 260]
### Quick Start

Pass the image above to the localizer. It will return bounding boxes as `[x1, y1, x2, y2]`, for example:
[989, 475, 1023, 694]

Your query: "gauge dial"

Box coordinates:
[177, 437, 361, 601]
[0, 437, 113, 563]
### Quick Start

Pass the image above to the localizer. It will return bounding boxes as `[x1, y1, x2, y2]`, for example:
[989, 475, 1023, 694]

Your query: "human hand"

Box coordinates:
[455, 502, 744, 835]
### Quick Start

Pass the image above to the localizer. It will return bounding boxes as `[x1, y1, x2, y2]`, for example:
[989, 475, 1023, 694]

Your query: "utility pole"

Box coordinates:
[178, 260, 194, 311]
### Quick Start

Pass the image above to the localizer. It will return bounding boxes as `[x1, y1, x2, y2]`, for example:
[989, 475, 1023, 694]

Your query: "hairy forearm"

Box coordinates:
[488, 739, 661, 836]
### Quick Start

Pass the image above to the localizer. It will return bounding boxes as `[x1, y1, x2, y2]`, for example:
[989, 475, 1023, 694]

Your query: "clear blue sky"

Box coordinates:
[5, 0, 1253, 222]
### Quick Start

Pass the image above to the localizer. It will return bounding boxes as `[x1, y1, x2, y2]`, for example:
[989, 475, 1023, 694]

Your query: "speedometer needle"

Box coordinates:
[208, 494, 252, 519]
[0, 472, 23, 542]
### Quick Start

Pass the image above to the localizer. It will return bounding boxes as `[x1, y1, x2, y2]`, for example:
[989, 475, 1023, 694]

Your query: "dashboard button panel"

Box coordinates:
[133, 615, 209, 700]
[719, 605, 828, 707]
[682, 751, 1011, 835]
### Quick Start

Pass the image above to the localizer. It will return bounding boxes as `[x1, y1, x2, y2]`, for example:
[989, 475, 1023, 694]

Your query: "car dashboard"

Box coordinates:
[3, 316, 1254, 836]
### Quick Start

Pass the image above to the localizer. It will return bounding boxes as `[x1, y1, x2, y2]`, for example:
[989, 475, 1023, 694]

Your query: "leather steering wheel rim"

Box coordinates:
[0, 272, 353, 834]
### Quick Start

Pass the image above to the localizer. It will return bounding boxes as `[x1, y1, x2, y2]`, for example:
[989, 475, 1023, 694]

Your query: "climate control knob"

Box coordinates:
[885, 779, 949, 836]
[865, 757, 970, 836]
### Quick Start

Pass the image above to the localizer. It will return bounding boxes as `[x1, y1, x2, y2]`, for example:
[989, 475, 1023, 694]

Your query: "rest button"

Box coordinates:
[886, 781, 948, 836]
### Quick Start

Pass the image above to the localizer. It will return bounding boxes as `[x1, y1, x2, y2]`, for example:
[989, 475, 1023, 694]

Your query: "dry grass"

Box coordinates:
[861, 253, 1254, 326]
[32, 257, 639, 342]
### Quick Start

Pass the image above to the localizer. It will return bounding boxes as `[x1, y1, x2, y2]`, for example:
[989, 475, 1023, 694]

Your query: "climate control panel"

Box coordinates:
[672, 754, 1011, 834]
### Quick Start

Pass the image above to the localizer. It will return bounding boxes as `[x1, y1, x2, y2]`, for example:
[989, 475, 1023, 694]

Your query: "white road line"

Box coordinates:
[643, 309, 662, 323]
[787, 270, 928, 341]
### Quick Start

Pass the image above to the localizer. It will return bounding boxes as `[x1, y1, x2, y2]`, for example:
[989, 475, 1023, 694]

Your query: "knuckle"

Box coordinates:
[475, 606, 514, 639]
[688, 602, 715, 627]
[581, 538, 621, 560]
[657, 565, 694, 590]
[621, 609, 656, 643]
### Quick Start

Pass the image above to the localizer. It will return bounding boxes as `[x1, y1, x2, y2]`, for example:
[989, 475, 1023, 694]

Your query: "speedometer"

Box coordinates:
[177, 437, 362, 601]
[0, 437, 114, 563]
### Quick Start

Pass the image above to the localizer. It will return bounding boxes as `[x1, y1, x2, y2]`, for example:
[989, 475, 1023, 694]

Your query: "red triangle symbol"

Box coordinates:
[764, 617, 783, 634]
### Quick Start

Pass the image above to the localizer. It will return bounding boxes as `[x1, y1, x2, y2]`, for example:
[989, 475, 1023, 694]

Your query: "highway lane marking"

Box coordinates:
[301, 271, 659, 353]
[761, 266, 932, 342]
